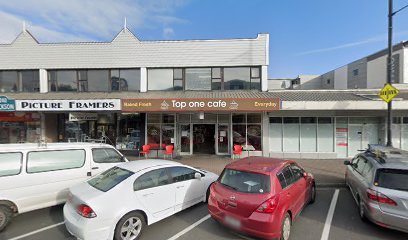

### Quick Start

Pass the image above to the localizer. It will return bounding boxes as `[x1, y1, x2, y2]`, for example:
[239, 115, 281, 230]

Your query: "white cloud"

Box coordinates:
[0, 0, 189, 43]
[296, 36, 386, 56]
[296, 31, 408, 56]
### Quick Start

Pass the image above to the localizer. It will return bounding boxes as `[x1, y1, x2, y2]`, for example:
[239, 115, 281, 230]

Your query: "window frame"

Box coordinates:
[133, 168, 172, 191]
[88, 166, 134, 192]
[0, 152, 23, 177]
[92, 148, 125, 163]
[48, 70, 79, 92]
[26, 149, 86, 174]
[168, 166, 201, 183]
[289, 164, 304, 183]
[280, 166, 295, 188]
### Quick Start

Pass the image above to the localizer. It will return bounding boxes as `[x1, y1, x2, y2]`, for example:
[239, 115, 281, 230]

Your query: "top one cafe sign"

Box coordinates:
[122, 98, 280, 112]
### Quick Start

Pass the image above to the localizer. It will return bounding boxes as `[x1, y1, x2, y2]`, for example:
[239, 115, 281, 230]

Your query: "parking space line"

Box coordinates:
[167, 214, 211, 240]
[8, 222, 65, 240]
[320, 189, 339, 240]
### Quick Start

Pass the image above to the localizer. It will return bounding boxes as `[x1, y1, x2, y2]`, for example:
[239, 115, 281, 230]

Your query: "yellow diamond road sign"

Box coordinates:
[378, 84, 400, 103]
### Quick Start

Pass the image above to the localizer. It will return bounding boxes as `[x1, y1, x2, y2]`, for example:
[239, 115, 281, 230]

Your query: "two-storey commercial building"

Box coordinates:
[1, 27, 408, 158]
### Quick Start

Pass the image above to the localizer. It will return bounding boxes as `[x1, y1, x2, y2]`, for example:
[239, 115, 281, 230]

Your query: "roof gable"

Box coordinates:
[11, 30, 39, 45]
[112, 28, 140, 44]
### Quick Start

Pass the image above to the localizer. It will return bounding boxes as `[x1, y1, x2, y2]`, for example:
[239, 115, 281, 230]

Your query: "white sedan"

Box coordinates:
[63, 159, 218, 240]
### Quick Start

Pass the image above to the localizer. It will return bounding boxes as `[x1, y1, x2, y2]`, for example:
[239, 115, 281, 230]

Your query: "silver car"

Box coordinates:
[344, 144, 408, 233]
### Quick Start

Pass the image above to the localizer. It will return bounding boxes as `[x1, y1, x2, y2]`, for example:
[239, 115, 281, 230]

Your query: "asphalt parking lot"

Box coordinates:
[1, 188, 407, 240]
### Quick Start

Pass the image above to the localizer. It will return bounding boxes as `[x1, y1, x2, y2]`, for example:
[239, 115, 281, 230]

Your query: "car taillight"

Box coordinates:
[255, 195, 280, 213]
[367, 189, 397, 206]
[77, 204, 97, 218]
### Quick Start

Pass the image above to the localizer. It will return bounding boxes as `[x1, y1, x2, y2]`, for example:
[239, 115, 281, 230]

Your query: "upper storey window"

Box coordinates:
[147, 69, 174, 91]
[49, 69, 140, 92]
[224, 67, 260, 90]
[185, 68, 211, 90]
[0, 70, 39, 93]
[147, 66, 261, 91]
[111, 69, 140, 91]
[49, 70, 77, 91]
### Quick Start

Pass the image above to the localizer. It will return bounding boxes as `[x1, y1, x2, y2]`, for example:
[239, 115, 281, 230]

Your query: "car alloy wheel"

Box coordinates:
[115, 212, 146, 240]
[281, 213, 291, 240]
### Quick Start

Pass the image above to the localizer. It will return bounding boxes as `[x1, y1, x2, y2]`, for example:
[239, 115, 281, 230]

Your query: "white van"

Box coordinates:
[0, 142, 128, 231]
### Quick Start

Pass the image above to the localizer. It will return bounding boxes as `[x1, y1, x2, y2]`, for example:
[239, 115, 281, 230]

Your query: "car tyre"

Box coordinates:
[309, 183, 316, 204]
[280, 213, 291, 240]
[358, 197, 367, 222]
[0, 205, 12, 232]
[114, 211, 146, 240]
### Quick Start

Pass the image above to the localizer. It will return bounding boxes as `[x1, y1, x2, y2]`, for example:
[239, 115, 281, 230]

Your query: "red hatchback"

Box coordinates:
[208, 157, 316, 240]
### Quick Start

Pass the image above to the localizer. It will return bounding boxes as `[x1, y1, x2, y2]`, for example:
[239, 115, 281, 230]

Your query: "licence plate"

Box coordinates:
[224, 215, 241, 229]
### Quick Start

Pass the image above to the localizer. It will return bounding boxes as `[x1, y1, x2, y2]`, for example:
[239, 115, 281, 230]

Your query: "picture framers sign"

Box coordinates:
[16, 99, 121, 111]
[122, 98, 280, 112]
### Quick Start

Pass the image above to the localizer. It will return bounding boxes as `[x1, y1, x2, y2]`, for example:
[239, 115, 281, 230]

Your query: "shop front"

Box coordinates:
[15, 99, 121, 144]
[122, 97, 280, 156]
[0, 96, 41, 144]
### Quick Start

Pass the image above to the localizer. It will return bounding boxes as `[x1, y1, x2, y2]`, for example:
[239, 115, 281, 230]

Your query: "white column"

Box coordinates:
[140, 67, 147, 92]
[261, 65, 268, 92]
[262, 112, 269, 157]
[39, 69, 48, 93]
[40, 112, 46, 142]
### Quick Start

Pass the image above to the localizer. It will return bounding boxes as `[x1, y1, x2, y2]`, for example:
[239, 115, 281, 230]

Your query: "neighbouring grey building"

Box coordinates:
[270, 41, 407, 90]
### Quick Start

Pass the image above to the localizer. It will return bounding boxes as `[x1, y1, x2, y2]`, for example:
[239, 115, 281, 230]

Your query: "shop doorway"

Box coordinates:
[193, 124, 215, 154]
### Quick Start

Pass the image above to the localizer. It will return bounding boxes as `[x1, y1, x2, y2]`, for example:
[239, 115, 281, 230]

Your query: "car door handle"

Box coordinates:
[176, 186, 185, 189]
[92, 167, 99, 170]
[142, 193, 154, 197]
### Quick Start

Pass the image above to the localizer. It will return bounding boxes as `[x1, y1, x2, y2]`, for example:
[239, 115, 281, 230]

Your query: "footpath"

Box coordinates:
[125, 154, 347, 188]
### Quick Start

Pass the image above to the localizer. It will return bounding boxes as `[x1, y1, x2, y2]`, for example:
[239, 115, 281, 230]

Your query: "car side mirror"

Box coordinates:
[303, 172, 308, 178]
[343, 160, 351, 166]
[194, 172, 202, 180]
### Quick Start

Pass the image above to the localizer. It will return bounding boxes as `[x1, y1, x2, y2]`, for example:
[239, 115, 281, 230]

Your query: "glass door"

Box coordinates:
[348, 125, 362, 157]
[179, 124, 191, 154]
[217, 125, 229, 154]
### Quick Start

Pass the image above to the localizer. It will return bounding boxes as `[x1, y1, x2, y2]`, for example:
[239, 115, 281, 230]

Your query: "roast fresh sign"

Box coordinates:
[122, 98, 280, 112]
[16, 99, 121, 111]
[0, 96, 15, 111]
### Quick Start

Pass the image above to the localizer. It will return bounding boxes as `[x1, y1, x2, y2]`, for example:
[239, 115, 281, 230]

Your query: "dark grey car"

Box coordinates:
[344, 144, 408, 233]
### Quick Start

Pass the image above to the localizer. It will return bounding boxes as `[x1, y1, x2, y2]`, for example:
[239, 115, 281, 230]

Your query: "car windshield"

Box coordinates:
[88, 167, 134, 192]
[219, 168, 270, 193]
[376, 169, 408, 192]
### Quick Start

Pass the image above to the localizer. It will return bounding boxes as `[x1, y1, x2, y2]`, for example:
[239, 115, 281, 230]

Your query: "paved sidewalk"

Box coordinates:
[126, 155, 347, 187]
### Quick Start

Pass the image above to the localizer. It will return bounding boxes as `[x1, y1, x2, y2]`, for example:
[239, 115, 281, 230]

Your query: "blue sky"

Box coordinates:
[1, 0, 408, 78]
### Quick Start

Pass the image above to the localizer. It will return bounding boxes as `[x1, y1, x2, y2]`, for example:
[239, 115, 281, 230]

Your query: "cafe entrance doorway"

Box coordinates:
[193, 124, 215, 154]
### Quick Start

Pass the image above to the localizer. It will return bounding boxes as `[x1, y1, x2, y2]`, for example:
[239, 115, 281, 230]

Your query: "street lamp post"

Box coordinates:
[386, 0, 408, 147]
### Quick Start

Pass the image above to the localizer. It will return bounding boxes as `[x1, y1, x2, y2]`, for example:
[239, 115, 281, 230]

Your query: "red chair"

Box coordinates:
[164, 145, 174, 160]
[139, 145, 151, 158]
[232, 144, 243, 160]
